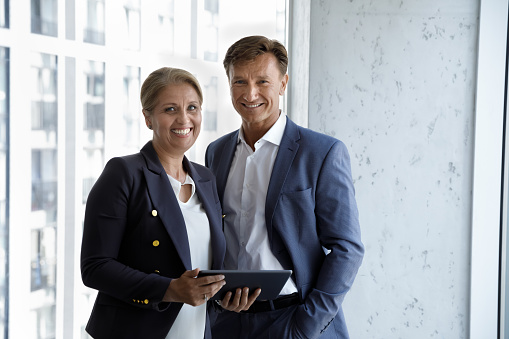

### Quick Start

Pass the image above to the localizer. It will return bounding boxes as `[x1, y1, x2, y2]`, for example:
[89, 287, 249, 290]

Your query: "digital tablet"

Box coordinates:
[198, 270, 293, 300]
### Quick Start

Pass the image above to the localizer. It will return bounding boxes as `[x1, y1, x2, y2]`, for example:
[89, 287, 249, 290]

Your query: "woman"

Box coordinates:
[81, 67, 226, 339]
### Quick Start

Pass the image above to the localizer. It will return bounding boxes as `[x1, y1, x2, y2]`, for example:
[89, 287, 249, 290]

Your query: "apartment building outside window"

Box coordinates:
[1, 1, 287, 338]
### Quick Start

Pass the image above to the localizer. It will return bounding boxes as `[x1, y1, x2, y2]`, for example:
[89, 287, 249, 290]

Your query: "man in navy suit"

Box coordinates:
[205, 36, 364, 338]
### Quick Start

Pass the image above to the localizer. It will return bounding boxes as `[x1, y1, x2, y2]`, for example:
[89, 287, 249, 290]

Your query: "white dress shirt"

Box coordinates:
[223, 112, 297, 295]
[166, 173, 212, 339]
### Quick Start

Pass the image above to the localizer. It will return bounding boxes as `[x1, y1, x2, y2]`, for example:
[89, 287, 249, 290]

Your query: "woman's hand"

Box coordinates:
[219, 287, 261, 313]
[163, 268, 225, 306]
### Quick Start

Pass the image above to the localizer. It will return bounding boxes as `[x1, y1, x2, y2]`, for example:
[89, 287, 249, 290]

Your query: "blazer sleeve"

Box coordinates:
[294, 140, 364, 337]
[80, 157, 172, 311]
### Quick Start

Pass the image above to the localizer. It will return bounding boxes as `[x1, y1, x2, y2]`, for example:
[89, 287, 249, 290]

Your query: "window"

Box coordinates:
[82, 60, 105, 204]
[203, 76, 218, 131]
[122, 0, 141, 51]
[202, 0, 218, 62]
[84, 0, 105, 45]
[470, 0, 508, 337]
[0, 0, 7, 29]
[121, 66, 141, 153]
[157, 0, 175, 54]
[31, 0, 58, 37]
[30, 52, 58, 339]
[3, 1, 287, 338]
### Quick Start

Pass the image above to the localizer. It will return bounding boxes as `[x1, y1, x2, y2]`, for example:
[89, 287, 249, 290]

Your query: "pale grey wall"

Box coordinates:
[305, 1, 479, 338]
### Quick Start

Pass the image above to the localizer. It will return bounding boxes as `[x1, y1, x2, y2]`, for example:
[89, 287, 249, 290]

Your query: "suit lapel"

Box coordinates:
[186, 159, 226, 270]
[141, 142, 192, 270]
[265, 119, 300, 240]
[215, 131, 239, 202]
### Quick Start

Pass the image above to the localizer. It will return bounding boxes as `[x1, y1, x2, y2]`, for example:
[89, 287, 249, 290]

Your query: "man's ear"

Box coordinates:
[279, 74, 289, 95]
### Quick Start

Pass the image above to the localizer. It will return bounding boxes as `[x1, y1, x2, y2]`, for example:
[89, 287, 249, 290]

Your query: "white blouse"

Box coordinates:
[166, 173, 212, 339]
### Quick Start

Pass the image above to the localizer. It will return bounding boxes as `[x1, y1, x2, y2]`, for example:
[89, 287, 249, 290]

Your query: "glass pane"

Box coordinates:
[0, 47, 8, 339]
[157, 0, 175, 54]
[31, 0, 58, 37]
[84, 0, 105, 45]
[82, 60, 104, 203]
[202, 0, 218, 62]
[276, 0, 286, 43]
[122, 0, 140, 51]
[0, 0, 8, 28]
[30, 52, 57, 339]
[122, 66, 140, 152]
[203, 76, 218, 131]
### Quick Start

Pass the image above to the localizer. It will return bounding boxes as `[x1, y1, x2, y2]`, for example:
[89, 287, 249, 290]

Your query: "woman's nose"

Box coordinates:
[176, 111, 190, 123]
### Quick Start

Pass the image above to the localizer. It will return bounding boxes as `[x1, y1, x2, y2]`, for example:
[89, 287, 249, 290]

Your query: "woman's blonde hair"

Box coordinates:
[140, 67, 203, 115]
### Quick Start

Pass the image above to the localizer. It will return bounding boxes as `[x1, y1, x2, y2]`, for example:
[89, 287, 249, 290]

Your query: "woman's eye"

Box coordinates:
[188, 105, 197, 111]
[164, 107, 176, 113]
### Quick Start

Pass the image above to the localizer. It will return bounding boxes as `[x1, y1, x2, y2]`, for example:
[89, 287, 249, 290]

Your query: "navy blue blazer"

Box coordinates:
[81, 141, 225, 339]
[205, 117, 364, 338]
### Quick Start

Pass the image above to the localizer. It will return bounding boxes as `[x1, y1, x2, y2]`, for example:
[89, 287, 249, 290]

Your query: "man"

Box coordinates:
[205, 35, 364, 339]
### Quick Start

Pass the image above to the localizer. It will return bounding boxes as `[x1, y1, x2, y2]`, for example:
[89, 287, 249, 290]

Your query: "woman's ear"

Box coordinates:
[143, 110, 152, 129]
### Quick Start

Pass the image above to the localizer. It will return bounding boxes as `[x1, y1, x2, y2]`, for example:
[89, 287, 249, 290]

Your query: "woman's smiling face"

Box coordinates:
[145, 83, 202, 156]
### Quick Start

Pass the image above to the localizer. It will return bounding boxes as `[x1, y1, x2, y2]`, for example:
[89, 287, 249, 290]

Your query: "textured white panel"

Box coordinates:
[307, 1, 479, 338]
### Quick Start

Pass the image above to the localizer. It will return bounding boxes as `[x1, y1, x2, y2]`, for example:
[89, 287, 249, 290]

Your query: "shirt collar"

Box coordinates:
[237, 111, 287, 147]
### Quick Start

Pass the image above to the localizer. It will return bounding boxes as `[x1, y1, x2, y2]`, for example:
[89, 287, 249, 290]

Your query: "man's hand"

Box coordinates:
[219, 287, 261, 312]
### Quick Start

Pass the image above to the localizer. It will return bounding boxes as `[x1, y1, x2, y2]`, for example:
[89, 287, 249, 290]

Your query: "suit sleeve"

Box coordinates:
[294, 141, 364, 337]
[80, 157, 172, 311]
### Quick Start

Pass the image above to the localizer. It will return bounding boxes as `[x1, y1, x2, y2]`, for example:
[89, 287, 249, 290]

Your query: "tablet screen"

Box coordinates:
[198, 269, 293, 301]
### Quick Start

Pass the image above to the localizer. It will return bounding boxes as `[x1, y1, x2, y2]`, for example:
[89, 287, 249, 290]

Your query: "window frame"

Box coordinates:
[470, 0, 509, 338]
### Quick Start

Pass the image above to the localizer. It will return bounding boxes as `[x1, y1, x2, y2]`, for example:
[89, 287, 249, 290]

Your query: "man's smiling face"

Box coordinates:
[228, 53, 288, 130]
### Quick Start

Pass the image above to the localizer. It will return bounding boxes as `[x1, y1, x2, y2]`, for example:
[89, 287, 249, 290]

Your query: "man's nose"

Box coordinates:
[243, 84, 258, 101]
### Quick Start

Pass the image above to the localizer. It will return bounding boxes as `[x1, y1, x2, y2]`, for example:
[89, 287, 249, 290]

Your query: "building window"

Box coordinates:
[203, 76, 218, 131]
[0, 0, 8, 29]
[122, 0, 141, 51]
[122, 66, 141, 153]
[30, 51, 58, 339]
[83, 60, 105, 204]
[84, 0, 105, 45]
[276, 0, 287, 43]
[3, 1, 287, 338]
[203, 0, 218, 62]
[31, 0, 58, 37]
[157, 0, 175, 54]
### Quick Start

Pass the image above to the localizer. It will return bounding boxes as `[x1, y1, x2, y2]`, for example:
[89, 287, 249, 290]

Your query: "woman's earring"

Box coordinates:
[148, 125, 152, 129]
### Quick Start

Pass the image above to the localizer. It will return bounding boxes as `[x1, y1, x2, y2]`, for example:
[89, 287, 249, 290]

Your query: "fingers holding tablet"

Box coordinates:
[220, 287, 262, 312]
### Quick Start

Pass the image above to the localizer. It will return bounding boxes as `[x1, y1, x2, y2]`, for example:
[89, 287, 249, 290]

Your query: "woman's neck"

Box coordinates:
[153, 142, 186, 183]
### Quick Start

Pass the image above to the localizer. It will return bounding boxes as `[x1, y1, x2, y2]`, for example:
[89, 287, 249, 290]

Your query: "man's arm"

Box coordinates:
[294, 140, 364, 337]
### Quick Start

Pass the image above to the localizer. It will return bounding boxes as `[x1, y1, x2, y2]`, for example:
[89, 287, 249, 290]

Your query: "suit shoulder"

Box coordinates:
[105, 152, 145, 172]
[208, 130, 237, 150]
[189, 161, 215, 180]
[296, 124, 346, 150]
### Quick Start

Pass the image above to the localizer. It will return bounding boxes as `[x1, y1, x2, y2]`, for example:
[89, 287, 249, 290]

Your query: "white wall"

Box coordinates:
[305, 1, 479, 338]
